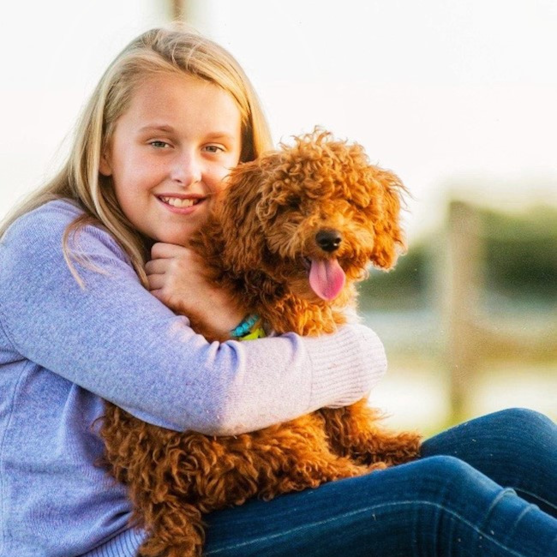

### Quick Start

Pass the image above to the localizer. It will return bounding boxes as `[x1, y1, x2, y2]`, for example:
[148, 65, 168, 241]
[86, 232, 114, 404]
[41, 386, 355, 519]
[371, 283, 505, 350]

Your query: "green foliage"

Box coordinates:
[358, 245, 429, 311]
[358, 205, 557, 310]
[482, 207, 557, 300]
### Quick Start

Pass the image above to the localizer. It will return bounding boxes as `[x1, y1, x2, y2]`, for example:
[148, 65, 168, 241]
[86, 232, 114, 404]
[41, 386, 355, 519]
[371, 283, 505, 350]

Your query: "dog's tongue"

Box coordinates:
[309, 258, 346, 301]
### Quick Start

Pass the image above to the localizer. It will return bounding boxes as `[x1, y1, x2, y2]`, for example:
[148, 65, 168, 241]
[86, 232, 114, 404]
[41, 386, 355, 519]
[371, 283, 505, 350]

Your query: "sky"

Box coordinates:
[1, 0, 556, 240]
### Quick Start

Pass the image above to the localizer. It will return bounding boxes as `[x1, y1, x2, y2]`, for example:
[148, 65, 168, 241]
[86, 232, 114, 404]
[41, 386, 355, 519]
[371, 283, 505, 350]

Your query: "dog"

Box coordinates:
[100, 129, 422, 557]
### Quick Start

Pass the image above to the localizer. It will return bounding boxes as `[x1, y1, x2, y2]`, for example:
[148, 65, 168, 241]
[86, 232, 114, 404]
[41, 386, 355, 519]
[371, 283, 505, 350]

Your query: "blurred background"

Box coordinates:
[1, 0, 555, 434]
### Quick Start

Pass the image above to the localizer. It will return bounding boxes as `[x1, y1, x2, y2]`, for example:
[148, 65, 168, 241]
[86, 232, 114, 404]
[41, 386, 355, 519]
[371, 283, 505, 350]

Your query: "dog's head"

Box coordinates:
[216, 129, 406, 304]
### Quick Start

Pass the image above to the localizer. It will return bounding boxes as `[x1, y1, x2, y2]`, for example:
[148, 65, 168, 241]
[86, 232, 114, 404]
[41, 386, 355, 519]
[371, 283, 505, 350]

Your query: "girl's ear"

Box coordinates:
[99, 150, 113, 176]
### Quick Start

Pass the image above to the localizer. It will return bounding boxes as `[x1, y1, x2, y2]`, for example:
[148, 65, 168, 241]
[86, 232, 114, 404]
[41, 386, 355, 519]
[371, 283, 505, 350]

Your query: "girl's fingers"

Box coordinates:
[145, 258, 168, 276]
[148, 243, 199, 277]
[146, 273, 166, 291]
[151, 242, 191, 260]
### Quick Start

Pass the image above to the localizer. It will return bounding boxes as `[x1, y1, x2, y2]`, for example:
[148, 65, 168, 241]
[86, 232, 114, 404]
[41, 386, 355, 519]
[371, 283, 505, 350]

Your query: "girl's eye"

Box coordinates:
[149, 140, 171, 149]
[203, 144, 224, 154]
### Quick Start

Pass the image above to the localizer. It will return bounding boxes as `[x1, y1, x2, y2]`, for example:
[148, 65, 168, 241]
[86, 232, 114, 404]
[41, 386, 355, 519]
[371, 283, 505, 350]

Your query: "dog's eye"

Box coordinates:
[286, 196, 300, 208]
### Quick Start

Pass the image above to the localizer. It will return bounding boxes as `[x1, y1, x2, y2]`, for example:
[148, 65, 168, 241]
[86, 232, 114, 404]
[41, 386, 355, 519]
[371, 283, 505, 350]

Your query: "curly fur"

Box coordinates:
[100, 129, 422, 557]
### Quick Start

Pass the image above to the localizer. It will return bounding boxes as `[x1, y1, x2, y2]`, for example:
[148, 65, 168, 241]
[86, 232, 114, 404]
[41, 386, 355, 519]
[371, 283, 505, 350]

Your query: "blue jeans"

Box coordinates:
[203, 408, 557, 556]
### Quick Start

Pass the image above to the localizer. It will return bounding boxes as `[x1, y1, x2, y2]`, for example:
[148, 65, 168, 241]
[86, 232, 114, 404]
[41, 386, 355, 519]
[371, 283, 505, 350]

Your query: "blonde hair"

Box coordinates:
[0, 24, 273, 286]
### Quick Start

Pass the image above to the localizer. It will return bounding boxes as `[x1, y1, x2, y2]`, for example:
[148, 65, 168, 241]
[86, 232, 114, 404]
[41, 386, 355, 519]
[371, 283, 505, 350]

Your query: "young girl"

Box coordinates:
[0, 24, 555, 557]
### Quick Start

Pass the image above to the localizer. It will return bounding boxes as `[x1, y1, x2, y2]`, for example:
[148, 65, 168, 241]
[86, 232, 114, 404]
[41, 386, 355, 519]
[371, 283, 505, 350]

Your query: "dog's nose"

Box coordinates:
[316, 229, 342, 252]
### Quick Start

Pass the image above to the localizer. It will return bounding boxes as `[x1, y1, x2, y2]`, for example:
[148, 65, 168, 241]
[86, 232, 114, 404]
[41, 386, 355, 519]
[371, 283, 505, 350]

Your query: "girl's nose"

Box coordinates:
[170, 152, 202, 186]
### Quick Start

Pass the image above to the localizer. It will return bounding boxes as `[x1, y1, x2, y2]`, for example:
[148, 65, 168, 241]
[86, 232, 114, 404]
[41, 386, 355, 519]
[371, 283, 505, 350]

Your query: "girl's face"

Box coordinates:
[100, 73, 243, 245]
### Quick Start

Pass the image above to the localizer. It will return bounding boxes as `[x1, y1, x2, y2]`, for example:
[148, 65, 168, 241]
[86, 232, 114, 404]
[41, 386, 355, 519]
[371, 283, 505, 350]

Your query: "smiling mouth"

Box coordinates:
[159, 196, 203, 208]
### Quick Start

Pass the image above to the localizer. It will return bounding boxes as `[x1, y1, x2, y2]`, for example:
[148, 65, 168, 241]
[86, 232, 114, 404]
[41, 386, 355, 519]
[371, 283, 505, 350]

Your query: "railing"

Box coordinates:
[442, 200, 557, 422]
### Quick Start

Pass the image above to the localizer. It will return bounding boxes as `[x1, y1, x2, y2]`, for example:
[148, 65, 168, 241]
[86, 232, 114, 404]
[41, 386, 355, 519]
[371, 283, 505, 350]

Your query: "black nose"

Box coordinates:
[315, 229, 342, 252]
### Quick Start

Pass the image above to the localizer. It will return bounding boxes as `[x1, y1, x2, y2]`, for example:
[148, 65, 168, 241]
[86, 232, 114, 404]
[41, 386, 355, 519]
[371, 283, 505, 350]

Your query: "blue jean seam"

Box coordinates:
[512, 487, 557, 513]
[205, 499, 534, 557]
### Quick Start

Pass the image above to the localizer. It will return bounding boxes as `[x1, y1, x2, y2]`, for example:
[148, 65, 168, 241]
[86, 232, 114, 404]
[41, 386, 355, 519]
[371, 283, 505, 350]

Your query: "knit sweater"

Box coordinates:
[0, 199, 387, 556]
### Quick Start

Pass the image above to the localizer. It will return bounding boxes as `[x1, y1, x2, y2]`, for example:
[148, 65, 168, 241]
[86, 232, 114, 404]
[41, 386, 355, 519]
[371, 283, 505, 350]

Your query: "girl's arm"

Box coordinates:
[0, 201, 386, 435]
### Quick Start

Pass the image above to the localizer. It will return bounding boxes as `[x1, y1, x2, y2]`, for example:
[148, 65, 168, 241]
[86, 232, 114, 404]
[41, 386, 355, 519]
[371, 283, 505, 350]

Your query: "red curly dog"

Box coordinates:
[100, 130, 422, 557]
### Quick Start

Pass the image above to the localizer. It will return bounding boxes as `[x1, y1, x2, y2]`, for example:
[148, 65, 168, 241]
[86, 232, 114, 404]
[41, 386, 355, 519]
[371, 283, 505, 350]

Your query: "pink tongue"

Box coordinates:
[309, 259, 346, 301]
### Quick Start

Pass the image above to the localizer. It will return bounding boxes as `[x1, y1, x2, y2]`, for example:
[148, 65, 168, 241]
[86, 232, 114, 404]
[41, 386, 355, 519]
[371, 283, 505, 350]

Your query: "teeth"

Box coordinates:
[161, 196, 198, 208]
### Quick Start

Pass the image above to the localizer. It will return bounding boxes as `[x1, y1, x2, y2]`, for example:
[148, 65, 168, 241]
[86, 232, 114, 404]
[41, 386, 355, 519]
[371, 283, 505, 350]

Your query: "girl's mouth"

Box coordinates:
[159, 196, 203, 208]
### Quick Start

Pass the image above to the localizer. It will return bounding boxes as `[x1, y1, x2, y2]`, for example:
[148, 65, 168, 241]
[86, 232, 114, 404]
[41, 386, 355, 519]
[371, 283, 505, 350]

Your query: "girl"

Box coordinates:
[0, 24, 555, 557]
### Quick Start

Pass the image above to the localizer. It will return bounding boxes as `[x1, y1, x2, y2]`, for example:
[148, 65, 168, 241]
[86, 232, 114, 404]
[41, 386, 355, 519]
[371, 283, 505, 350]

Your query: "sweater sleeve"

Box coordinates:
[0, 201, 386, 435]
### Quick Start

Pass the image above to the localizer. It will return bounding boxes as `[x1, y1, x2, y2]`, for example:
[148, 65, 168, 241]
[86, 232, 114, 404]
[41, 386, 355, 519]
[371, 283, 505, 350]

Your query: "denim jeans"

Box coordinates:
[203, 408, 557, 556]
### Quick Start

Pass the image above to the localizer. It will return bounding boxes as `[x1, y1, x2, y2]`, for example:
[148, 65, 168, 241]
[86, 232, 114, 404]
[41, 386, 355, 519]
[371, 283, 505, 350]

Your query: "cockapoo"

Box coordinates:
[101, 129, 422, 557]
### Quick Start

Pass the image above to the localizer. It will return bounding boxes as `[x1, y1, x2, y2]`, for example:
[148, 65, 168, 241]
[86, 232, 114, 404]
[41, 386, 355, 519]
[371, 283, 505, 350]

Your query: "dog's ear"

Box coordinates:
[216, 160, 270, 272]
[369, 168, 406, 270]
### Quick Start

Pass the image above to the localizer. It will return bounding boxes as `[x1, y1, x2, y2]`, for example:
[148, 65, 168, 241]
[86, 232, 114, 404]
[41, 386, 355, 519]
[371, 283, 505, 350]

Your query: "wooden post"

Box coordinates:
[444, 200, 484, 422]
[169, 0, 197, 22]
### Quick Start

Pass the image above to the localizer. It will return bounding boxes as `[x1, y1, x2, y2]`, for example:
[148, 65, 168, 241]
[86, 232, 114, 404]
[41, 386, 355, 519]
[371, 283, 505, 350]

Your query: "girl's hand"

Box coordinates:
[145, 242, 244, 338]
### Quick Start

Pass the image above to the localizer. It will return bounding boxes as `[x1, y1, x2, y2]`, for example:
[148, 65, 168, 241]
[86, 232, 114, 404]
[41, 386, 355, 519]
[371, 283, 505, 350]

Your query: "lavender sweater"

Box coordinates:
[0, 200, 387, 556]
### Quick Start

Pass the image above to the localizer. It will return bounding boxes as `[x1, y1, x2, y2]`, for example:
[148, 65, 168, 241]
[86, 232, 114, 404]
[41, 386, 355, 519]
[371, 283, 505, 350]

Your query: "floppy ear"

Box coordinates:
[215, 160, 271, 273]
[369, 168, 406, 270]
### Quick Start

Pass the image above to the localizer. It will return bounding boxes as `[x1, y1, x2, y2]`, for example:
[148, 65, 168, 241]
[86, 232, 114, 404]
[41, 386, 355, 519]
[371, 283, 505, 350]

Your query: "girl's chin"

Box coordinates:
[154, 226, 202, 246]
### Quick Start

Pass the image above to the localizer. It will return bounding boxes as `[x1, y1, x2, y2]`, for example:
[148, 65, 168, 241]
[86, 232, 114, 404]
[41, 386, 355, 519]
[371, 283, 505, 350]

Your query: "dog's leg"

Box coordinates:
[101, 411, 208, 557]
[320, 400, 422, 468]
[242, 415, 371, 501]
[137, 500, 205, 557]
